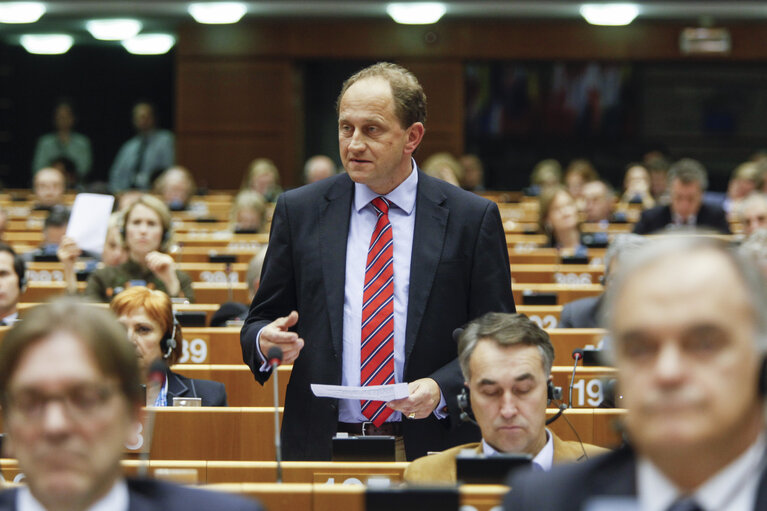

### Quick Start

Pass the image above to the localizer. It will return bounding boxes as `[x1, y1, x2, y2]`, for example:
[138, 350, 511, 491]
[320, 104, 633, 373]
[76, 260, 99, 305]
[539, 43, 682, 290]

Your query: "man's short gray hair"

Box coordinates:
[458, 312, 555, 381]
[668, 158, 709, 191]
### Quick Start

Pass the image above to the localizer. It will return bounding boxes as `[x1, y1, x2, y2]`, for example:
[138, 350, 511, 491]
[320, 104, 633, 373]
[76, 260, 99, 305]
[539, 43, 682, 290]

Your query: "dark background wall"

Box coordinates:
[4, 19, 767, 191]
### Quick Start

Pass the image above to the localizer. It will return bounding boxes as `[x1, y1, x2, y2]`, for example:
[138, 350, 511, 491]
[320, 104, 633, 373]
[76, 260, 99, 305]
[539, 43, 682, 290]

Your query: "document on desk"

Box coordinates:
[311, 383, 409, 401]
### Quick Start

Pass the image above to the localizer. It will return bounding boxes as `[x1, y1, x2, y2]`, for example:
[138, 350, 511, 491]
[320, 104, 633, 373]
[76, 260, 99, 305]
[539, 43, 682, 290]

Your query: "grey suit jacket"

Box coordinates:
[558, 295, 603, 328]
[241, 170, 515, 461]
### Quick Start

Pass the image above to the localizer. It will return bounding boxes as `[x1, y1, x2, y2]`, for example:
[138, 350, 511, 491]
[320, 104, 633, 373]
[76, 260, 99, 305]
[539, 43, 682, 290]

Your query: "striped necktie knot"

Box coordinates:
[371, 196, 390, 216]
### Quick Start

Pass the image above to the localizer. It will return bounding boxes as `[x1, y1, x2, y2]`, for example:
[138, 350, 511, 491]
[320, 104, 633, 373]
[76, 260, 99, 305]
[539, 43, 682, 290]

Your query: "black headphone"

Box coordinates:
[161, 317, 180, 360]
[457, 380, 563, 425]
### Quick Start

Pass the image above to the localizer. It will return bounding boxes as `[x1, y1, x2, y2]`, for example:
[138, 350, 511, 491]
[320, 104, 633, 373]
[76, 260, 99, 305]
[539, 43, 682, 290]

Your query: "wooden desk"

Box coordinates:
[19, 281, 250, 304]
[513, 283, 604, 306]
[512, 264, 604, 285]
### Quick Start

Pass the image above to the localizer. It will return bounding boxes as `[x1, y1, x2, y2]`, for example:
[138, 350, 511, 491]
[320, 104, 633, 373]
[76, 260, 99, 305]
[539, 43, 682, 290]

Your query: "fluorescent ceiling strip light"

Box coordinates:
[122, 33, 176, 55]
[86, 19, 143, 41]
[0, 1, 45, 23]
[386, 2, 446, 25]
[188, 2, 247, 24]
[20, 34, 73, 54]
[580, 3, 639, 26]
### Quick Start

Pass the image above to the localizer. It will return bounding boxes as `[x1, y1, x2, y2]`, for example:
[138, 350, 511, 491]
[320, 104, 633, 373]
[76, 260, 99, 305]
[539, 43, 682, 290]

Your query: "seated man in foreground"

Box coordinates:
[505, 236, 767, 510]
[0, 299, 261, 511]
[404, 313, 607, 482]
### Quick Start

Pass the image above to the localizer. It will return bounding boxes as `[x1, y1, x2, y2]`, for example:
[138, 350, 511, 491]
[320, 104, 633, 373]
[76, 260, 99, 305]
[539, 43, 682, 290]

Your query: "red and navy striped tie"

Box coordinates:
[360, 196, 395, 426]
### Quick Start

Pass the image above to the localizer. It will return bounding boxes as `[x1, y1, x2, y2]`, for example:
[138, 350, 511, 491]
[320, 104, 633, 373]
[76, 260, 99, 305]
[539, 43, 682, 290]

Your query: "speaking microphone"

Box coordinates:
[138, 359, 166, 478]
[568, 349, 584, 409]
[267, 346, 283, 483]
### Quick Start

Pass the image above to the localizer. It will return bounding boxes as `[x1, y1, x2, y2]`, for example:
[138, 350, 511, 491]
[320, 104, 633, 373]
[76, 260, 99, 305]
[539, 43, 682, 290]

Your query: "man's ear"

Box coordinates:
[403, 122, 425, 155]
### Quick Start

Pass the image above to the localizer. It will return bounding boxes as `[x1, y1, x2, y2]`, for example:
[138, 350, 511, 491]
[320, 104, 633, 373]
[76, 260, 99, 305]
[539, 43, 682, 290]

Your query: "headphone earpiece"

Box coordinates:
[457, 387, 477, 426]
[547, 380, 562, 404]
[161, 317, 180, 360]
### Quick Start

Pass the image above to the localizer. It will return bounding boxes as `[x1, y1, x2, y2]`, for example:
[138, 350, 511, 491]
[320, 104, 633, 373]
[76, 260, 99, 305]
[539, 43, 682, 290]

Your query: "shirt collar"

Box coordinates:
[480, 429, 554, 471]
[638, 433, 766, 511]
[18, 478, 129, 511]
[353, 159, 418, 215]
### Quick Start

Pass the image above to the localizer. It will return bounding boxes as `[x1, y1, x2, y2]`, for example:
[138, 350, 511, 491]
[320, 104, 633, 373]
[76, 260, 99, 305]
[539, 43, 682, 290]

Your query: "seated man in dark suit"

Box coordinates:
[505, 236, 767, 510]
[633, 158, 731, 234]
[405, 313, 606, 482]
[0, 299, 261, 511]
[558, 234, 646, 328]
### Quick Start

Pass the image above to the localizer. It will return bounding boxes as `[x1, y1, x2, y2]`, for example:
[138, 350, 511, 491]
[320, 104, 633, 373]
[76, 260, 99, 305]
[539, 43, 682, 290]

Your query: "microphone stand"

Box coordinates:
[272, 361, 282, 483]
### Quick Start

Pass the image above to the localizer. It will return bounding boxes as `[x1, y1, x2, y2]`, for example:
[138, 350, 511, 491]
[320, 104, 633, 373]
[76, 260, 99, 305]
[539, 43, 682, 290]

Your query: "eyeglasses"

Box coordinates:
[4, 383, 119, 424]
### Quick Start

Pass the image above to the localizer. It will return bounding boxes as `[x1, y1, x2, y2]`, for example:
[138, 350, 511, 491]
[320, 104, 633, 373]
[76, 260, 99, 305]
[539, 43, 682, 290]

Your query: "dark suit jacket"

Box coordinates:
[558, 295, 602, 328]
[0, 478, 262, 510]
[632, 203, 731, 234]
[241, 171, 515, 461]
[503, 445, 767, 510]
[166, 370, 227, 407]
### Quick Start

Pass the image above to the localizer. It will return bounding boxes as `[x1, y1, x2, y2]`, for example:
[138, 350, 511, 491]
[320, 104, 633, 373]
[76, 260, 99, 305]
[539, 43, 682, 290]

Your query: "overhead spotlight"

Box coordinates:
[122, 34, 176, 55]
[386, 2, 446, 25]
[86, 19, 142, 41]
[0, 2, 45, 24]
[188, 2, 247, 24]
[580, 3, 639, 26]
[20, 34, 73, 55]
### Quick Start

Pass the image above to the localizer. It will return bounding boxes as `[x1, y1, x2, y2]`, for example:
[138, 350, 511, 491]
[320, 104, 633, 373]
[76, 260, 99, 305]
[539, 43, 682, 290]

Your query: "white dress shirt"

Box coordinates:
[18, 478, 128, 511]
[637, 434, 765, 511]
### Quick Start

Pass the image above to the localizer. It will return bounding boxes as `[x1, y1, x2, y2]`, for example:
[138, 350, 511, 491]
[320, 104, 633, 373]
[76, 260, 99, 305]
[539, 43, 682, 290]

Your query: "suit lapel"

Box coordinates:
[319, 175, 354, 359]
[166, 371, 188, 402]
[405, 173, 448, 365]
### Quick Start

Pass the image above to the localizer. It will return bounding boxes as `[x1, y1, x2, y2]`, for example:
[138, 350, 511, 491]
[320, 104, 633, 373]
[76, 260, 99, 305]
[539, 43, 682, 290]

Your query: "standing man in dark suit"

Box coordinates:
[505, 236, 767, 510]
[632, 158, 731, 234]
[0, 299, 261, 511]
[241, 62, 515, 461]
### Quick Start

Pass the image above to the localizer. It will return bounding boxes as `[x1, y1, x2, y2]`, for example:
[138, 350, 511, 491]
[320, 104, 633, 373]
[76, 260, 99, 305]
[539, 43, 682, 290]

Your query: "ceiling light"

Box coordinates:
[386, 2, 446, 25]
[86, 19, 142, 41]
[188, 2, 247, 24]
[580, 3, 639, 26]
[20, 34, 73, 55]
[0, 2, 45, 23]
[121, 34, 176, 55]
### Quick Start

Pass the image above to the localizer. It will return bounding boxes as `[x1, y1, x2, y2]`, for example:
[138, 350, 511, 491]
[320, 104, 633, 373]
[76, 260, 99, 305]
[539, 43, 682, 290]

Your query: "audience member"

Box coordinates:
[582, 180, 615, 223]
[154, 166, 196, 211]
[707, 161, 763, 216]
[539, 186, 587, 257]
[304, 155, 337, 184]
[210, 246, 267, 327]
[526, 158, 562, 196]
[564, 159, 598, 210]
[558, 234, 647, 328]
[32, 167, 66, 211]
[0, 299, 261, 511]
[58, 212, 127, 294]
[740, 193, 767, 236]
[422, 152, 463, 187]
[109, 102, 174, 192]
[23, 206, 70, 262]
[506, 236, 767, 510]
[620, 162, 655, 209]
[405, 313, 606, 482]
[459, 154, 485, 191]
[0, 243, 25, 326]
[31, 100, 92, 183]
[644, 150, 671, 202]
[241, 158, 283, 202]
[84, 195, 193, 303]
[230, 190, 267, 234]
[241, 62, 515, 461]
[633, 158, 730, 234]
[111, 286, 227, 406]
[739, 228, 767, 278]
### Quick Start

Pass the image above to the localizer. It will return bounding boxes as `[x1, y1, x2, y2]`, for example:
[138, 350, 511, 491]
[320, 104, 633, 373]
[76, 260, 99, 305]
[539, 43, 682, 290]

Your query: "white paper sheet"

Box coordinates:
[310, 383, 409, 401]
[65, 193, 115, 256]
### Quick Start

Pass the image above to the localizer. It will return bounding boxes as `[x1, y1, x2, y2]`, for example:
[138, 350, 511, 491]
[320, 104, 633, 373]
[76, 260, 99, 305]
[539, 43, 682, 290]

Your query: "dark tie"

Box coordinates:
[132, 135, 148, 186]
[360, 197, 395, 427]
[665, 498, 704, 511]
